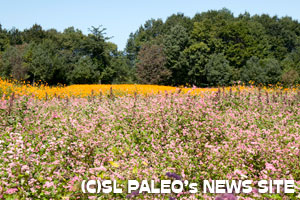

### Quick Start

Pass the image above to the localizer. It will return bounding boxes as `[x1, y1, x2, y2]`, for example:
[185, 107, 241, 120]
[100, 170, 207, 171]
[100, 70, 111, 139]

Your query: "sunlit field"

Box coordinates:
[0, 78, 299, 99]
[0, 79, 300, 199]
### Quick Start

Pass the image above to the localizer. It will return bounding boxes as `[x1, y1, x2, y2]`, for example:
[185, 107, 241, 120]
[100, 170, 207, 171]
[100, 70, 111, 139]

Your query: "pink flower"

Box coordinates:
[216, 193, 237, 200]
[265, 163, 276, 171]
[44, 181, 54, 188]
[21, 165, 30, 172]
[5, 188, 18, 194]
[89, 166, 107, 173]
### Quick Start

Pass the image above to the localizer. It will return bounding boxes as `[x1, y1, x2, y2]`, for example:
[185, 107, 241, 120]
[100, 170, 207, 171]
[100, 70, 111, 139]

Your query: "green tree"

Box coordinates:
[83, 26, 111, 83]
[205, 53, 234, 86]
[68, 56, 100, 84]
[241, 57, 282, 85]
[281, 47, 300, 85]
[0, 45, 27, 80]
[23, 24, 46, 43]
[23, 40, 64, 84]
[8, 27, 23, 45]
[163, 24, 189, 85]
[164, 13, 193, 34]
[125, 19, 165, 65]
[108, 43, 136, 83]
[176, 42, 210, 86]
[136, 43, 170, 85]
[0, 28, 9, 52]
[218, 20, 271, 68]
[193, 8, 234, 23]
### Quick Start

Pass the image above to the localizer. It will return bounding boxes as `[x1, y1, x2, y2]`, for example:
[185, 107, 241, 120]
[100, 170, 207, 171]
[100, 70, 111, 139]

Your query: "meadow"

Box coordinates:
[0, 80, 300, 199]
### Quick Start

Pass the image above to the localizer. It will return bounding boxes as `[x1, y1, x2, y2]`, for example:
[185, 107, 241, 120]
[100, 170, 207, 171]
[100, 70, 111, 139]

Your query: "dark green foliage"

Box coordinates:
[0, 30, 9, 52]
[136, 43, 170, 85]
[163, 24, 189, 85]
[68, 57, 99, 84]
[126, 9, 300, 87]
[0, 45, 27, 80]
[1, 9, 300, 86]
[23, 39, 65, 84]
[0, 24, 134, 85]
[205, 53, 234, 86]
[164, 13, 194, 34]
[23, 24, 46, 43]
[8, 28, 23, 45]
[218, 20, 271, 67]
[177, 42, 210, 86]
[281, 47, 300, 85]
[110, 48, 136, 84]
[241, 57, 282, 85]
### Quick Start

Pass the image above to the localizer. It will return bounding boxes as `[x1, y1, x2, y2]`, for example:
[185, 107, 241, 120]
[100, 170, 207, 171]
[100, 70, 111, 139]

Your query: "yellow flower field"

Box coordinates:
[0, 78, 298, 99]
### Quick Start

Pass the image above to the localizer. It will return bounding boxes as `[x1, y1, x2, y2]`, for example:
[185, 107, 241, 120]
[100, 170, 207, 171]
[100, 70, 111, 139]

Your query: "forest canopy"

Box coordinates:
[0, 8, 300, 86]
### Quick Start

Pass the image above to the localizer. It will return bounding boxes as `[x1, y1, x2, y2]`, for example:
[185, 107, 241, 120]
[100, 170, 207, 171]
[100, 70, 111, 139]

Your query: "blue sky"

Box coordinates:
[1, 0, 299, 50]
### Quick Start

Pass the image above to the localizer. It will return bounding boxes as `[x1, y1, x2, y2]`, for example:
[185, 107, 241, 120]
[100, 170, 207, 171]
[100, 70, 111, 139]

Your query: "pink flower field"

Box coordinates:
[0, 89, 300, 199]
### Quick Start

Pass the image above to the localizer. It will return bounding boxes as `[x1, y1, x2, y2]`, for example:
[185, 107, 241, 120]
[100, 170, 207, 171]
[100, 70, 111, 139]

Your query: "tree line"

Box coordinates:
[1, 9, 300, 86]
[0, 25, 135, 85]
